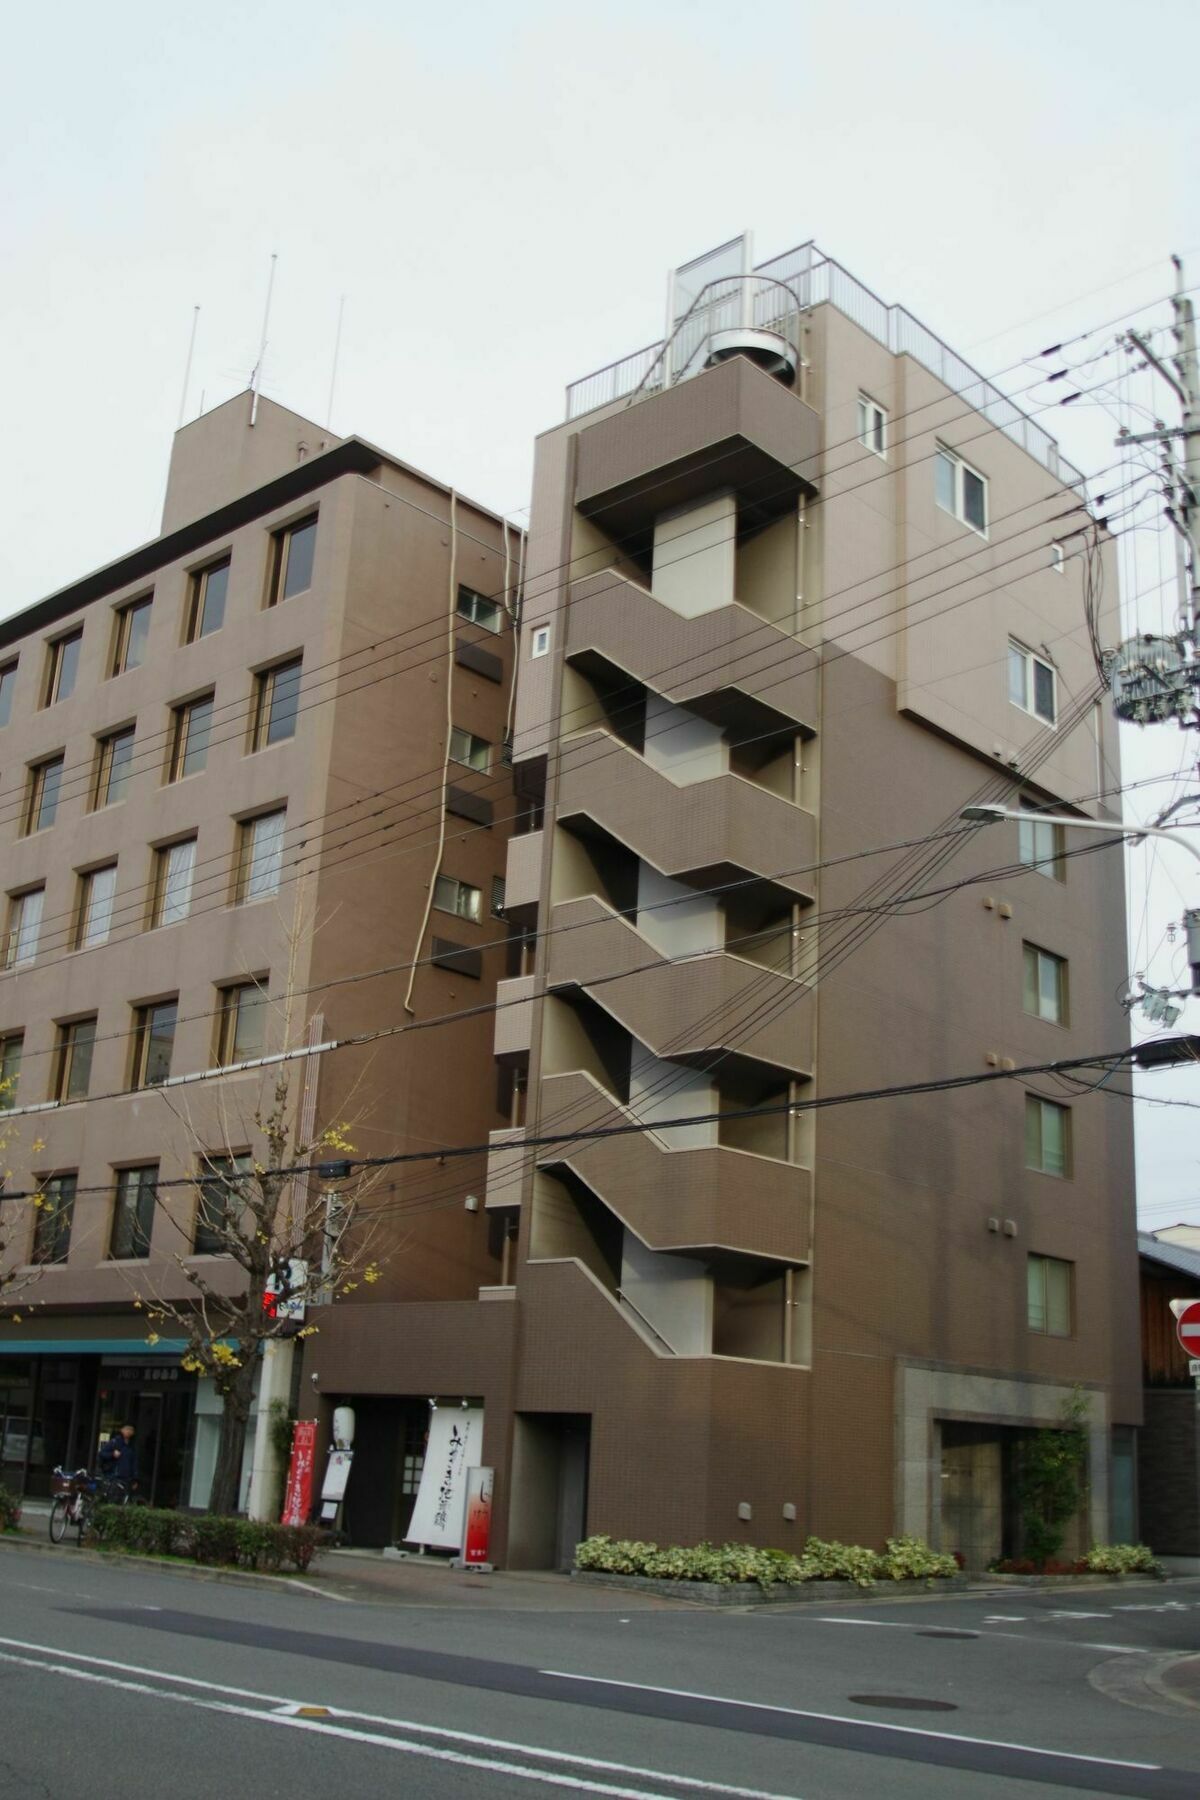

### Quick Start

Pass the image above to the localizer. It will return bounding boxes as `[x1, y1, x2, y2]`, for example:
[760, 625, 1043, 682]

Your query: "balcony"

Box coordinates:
[546, 896, 812, 1075]
[535, 1071, 811, 1264]
[494, 974, 536, 1063]
[503, 829, 543, 922]
[572, 356, 820, 547]
[485, 1127, 526, 1211]
[557, 730, 816, 900]
[567, 569, 817, 732]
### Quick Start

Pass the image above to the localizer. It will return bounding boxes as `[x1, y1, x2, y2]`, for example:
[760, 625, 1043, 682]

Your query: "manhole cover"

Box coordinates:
[848, 1695, 959, 1712]
[917, 1629, 978, 1640]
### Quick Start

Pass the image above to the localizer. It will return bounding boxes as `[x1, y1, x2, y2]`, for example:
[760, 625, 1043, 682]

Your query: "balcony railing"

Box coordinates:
[565, 243, 1083, 490]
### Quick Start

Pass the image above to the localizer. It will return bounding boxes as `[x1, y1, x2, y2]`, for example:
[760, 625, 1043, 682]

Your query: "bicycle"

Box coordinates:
[49, 1468, 131, 1545]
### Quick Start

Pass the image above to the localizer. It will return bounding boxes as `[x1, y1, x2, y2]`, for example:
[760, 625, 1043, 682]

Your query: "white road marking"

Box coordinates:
[540, 1670, 1161, 1772]
[813, 1618, 909, 1628]
[982, 1616, 1026, 1623]
[0, 1638, 804, 1800]
[1049, 1611, 1111, 1620]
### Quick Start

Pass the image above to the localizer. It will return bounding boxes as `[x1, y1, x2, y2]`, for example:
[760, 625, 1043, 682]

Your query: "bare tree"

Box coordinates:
[132, 1069, 387, 1516]
[0, 1083, 44, 1322]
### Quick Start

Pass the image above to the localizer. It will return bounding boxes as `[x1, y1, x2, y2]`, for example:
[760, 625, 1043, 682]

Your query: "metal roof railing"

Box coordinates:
[565, 244, 1084, 490]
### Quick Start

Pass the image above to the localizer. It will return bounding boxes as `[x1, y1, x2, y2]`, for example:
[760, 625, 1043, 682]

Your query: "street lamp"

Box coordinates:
[959, 803, 1200, 999]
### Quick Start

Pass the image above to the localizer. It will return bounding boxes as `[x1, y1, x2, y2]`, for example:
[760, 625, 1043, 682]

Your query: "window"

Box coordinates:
[0, 661, 16, 728]
[5, 889, 44, 968]
[857, 393, 887, 457]
[531, 625, 551, 658]
[268, 516, 317, 605]
[433, 874, 482, 923]
[43, 629, 83, 706]
[193, 1152, 251, 1255]
[77, 864, 117, 949]
[131, 999, 178, 1089]
[186, 558, 230, 642]
[1023, 943, 1068, 1025]
[1025, 1094, 1070, 1178]
[449, 726, 489, 772]
[168, 693, 214, 780]
[235, 809, 285, 903]
[24, 754, 64, 833]
[1028, 1253, 1072, 1337]
[934, 446, 988, 533]
[457, 585, 502, 633]
[1050, 541, 1065, 574]
[0, 1032, 22, 1109]
[1018, 803, 1065, 882]
[32, 1173, 76, 1265]
[109, 1165, 158, 1260]
[491, 876, 507, 918]
[150, 838, 197, 929]
[251, 658, 302, 750]
[215, 980, 268, 1066]
[1008, 640, 1057, 726]
[112, 597, 152, 675]
[92, 725, 135, 809]
[54, 1016, 97, 1103]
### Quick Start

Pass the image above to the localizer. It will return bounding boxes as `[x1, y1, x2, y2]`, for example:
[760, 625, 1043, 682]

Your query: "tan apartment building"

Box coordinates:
[0, 392, 518, 1510]
[300, 238, 1139, 1567]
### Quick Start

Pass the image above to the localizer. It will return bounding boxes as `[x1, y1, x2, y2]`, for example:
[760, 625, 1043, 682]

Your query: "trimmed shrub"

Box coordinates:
[0, 1483, 21, 1533]
[1084, 1543, 1162, 1576]
[575, 1532, 956, 1590]
[87, 1505, 325, 1573]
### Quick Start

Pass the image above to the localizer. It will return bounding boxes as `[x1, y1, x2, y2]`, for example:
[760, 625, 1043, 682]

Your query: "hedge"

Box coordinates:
[87, 1505, 325, 1573]
[0, 1483, 20, 1533]
[988, 1543, 1162, 1577]
[576, 1533, 958, 1589]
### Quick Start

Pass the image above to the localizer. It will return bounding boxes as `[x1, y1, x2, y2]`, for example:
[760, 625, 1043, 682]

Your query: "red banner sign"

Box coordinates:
[282, 1420, 318, 1526]
[463, 1465, 494, 1565]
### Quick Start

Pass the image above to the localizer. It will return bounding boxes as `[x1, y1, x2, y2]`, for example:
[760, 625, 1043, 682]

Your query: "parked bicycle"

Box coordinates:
[48, 1467, 130, 1545]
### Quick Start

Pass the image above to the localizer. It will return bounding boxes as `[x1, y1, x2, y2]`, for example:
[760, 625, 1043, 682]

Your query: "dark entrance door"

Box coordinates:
[94, 1365, 195, 1507]
[342, 1399, 429, 1547]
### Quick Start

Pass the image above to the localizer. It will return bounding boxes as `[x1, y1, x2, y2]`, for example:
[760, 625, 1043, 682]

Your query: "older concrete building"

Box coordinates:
[304, 239, 1139, 1567]
[0, 392, 518, 1509]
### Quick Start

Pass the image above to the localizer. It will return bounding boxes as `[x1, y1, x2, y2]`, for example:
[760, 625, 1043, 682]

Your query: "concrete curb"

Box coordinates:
[570, 1570, 967, 1606]
[0, 1532, 334, 1599]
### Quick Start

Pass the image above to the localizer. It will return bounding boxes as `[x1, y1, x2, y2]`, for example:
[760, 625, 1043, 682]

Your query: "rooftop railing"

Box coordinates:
[565, 243, 1084, 490]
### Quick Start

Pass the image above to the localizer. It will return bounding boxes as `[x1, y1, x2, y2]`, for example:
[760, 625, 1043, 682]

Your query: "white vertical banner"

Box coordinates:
[406, 1407, 483, 1550]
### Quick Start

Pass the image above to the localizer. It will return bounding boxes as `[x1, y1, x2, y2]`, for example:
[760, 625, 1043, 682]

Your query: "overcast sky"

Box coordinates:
[2, 0, 1198, 1220]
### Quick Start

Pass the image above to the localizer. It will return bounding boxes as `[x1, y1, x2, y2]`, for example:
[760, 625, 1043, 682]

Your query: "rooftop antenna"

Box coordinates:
[326, 294, 346, 430]
[176, 304, 200, 429]
[249, 251, 278, 427]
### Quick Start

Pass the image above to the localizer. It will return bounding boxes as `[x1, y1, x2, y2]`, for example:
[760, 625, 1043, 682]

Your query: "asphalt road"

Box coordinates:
[0, 1542, 1197, 1800]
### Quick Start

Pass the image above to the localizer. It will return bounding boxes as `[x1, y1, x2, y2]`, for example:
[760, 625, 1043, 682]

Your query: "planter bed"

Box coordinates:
[981, 1570, 1165, 1587]
[571, 1570, 966, 1606]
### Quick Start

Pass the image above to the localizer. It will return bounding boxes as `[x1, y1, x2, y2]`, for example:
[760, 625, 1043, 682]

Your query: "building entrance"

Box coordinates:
[95, 1363, 196, 1508]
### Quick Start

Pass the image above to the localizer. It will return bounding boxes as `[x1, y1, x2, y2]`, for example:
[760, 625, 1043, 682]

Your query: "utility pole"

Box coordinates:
[1107, 257, 1200, 1023]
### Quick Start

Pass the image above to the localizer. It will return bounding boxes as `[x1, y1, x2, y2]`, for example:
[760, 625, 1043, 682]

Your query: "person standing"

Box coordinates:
[98, 1423, 139, 1496]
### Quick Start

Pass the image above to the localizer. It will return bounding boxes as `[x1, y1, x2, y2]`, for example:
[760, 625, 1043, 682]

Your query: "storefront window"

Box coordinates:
[0, 1361, 33, 1488]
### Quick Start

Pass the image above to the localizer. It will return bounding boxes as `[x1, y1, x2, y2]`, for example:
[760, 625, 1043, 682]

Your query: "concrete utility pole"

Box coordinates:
[1108, 258, 1200, 1022]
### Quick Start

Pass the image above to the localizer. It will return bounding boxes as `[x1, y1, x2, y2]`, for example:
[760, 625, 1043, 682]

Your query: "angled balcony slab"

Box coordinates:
[536, 1070, 811, 1265]
[486, 1127, 526, 1211]
[567, 570, 817, 734]
[546, 896, 813, 1076]
[557, 731, 816, 901]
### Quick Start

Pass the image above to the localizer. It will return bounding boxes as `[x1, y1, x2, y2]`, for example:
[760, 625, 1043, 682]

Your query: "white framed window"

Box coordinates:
[934, 445, 988, 534]
[433, 874, 482, 923]
[151, 837, 197, 929]
[1050, 540, 1065, 573]
[1028, 1253, 1072, 1337]
[1008, 640, 1057, 726]
[857, 394, 887, 458]
[531, 625, 551, 659]
[449, 726, 489, 772]
[457, 585, 502, 633]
